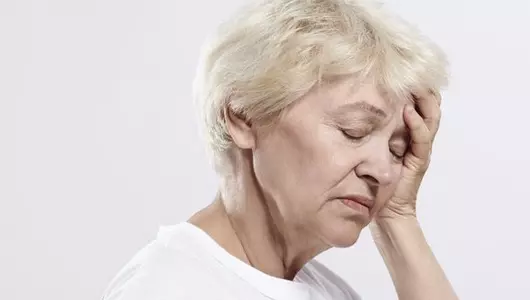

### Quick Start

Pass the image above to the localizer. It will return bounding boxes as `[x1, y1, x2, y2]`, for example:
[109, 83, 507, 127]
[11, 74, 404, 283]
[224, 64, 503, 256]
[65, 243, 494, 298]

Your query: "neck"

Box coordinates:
[189, 150, 328, 280]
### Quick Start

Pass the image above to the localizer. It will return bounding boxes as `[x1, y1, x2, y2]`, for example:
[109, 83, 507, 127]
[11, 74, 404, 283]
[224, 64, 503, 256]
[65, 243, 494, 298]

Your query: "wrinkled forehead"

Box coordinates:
[374, 82, 416, 107]
[340, 77, 415, 108]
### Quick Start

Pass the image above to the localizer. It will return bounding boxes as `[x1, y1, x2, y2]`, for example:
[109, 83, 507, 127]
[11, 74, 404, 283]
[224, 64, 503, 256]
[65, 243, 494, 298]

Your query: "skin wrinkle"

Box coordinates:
[190, 79, 413, 280]
[230, 146, 319, 279]
[337, 101, 388, 119]
[325, 101, 409, 159]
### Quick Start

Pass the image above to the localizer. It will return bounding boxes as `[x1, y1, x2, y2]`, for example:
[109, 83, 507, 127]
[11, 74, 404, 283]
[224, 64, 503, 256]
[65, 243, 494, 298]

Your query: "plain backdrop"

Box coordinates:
[2, 0, 530, 299]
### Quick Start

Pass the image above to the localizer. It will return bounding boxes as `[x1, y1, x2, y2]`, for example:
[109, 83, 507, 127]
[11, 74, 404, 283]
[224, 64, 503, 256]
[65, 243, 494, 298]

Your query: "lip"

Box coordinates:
[338, 195, 374, 214]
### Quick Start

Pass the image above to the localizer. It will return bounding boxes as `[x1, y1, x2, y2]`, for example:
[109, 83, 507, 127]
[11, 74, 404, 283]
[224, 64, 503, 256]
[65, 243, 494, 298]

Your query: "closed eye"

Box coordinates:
[340, 128, 370, 141]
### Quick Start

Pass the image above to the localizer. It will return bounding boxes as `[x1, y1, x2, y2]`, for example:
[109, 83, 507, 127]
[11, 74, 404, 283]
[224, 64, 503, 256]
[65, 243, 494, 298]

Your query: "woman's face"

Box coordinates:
[252, 79, 411, 247]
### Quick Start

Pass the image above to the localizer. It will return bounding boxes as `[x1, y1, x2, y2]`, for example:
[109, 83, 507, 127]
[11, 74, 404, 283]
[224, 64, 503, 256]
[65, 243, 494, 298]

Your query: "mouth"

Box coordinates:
[338, 195, 374, 217]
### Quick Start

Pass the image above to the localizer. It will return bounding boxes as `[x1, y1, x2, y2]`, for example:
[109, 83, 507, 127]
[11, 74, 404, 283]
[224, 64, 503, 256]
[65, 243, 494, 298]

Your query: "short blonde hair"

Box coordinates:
[193, 0, 449, 165]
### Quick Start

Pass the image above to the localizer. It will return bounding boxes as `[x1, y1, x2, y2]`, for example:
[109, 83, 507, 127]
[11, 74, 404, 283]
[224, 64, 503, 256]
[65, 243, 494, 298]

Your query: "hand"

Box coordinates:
[376, 89, 442, 220]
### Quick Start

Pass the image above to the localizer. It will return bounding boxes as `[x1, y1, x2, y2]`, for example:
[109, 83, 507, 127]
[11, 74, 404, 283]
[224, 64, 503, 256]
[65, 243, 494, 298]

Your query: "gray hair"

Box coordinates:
[192, 0, 449, 167]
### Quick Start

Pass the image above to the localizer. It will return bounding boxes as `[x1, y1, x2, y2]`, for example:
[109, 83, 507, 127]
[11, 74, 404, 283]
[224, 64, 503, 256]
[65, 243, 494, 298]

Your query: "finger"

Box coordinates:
[413, 90, 441, 138]
[404, 104, 431, 161]
[429, 88, 442, 106]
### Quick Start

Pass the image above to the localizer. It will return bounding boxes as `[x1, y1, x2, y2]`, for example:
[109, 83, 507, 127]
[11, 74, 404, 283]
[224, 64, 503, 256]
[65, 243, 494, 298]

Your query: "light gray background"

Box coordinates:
[2, 0, 529, 299]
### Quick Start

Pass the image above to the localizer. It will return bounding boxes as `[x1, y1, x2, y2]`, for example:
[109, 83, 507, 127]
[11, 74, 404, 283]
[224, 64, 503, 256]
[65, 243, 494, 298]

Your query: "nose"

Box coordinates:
[355, 149, 394, 187]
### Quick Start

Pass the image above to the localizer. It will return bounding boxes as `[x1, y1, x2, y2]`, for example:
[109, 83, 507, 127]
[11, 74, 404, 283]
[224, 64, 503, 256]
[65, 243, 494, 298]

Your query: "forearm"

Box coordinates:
[371, 218, 458, 300]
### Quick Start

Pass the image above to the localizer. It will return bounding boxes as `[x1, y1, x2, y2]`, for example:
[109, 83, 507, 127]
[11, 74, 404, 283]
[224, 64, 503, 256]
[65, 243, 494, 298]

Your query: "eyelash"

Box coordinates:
[340, 129, 367, 141]
[340, 128, 407, 161]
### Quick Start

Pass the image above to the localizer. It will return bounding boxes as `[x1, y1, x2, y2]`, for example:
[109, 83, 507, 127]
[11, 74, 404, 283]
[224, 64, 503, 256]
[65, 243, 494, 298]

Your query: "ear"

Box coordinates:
[224, 105, 255, 150]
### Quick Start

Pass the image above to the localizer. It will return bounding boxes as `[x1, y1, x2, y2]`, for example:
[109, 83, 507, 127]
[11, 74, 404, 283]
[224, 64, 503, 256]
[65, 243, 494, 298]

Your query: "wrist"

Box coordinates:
[370, 216, 425, 246]
[370, 216, 429, 263]
[370, 217, 433, 284]
[372, 215, 420, 231]
[370, 217, 458, 300]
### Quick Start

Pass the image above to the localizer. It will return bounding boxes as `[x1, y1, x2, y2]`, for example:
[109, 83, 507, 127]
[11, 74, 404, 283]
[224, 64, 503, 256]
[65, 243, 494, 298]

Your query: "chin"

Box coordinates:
[322, 219, 365, 248]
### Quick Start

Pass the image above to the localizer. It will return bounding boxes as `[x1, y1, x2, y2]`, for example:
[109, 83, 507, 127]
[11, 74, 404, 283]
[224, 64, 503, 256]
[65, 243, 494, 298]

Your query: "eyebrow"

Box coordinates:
[337, 101, 387, 119]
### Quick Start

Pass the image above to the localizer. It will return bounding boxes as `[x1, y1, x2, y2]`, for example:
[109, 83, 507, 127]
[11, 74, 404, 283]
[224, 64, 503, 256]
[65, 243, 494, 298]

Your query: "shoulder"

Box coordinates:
[300, 259, 362, 300]
[102, 225, 232, 300]
[102, 241, 199, 300]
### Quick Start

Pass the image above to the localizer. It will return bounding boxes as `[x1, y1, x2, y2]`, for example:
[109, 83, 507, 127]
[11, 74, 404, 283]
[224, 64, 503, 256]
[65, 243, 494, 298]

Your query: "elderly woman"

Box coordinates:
[103, 0, 458, 299]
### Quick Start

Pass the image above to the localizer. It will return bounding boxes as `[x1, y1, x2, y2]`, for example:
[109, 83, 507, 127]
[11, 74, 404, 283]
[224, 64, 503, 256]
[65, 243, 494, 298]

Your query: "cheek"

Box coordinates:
[294, 128, 361, 198]
[253, 122, 351, 213]
[374, 167, 402, 209]
[253, 125, 322, 208]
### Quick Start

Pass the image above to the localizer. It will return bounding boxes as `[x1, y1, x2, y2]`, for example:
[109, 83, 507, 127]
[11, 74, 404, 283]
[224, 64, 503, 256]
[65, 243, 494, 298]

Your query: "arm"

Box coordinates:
[372, 89, 458, 299]
[371, 219, 458, 300]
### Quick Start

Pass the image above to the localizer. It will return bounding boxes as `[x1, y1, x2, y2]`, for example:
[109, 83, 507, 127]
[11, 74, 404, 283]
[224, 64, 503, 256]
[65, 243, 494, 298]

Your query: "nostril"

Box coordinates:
[360, 174, 379, 186]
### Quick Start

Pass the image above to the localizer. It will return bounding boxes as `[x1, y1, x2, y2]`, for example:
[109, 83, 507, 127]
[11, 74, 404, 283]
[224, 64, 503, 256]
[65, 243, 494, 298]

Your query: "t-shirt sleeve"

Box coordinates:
[101, 241, 241, 300]
[101, 243, 205, 300]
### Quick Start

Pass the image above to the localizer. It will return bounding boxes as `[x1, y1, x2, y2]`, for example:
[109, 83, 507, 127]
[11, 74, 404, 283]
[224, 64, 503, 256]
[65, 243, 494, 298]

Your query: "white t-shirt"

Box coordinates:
[102, 222, 361, 300]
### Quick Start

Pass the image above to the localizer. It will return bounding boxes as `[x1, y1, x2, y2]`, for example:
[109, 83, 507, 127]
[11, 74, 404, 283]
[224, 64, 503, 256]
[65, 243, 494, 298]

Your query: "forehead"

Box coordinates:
[318, 78, 413, 112]
[277, 77, 415, 128]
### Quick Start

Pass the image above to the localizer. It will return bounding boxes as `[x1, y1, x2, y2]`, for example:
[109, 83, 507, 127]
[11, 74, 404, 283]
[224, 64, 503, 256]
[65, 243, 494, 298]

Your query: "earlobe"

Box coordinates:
[224, 105, 255, 150]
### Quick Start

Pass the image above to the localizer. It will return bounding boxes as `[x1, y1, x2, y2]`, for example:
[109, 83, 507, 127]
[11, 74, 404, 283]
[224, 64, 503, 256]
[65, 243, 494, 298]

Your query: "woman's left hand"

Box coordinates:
[376, 89, 442, 221]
